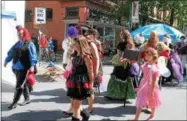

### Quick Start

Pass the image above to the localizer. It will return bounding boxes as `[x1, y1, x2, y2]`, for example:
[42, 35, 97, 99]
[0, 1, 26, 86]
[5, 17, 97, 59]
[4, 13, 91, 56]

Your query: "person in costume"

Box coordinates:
[62, 26, 78, 69]
[105, 32, 136, 100]
[130, 47, 161, 121]
[65, 36, 94, 121]
[139, 31, 170, 61]
[166, 44, 184, 84]
[176, 36, 187, 77]
[4, 27, 37, 109]
[117, 29, 132, 52]
[84, 28, 100, 113]
[138, 31, 169, 112]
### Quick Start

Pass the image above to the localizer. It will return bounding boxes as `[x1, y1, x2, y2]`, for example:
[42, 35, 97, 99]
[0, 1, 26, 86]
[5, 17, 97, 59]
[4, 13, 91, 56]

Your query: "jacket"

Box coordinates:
[5, 40, 38, 70]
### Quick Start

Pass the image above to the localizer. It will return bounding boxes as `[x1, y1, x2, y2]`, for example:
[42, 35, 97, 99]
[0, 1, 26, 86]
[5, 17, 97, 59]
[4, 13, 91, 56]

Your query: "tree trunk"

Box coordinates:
[170, 9, 174, 26]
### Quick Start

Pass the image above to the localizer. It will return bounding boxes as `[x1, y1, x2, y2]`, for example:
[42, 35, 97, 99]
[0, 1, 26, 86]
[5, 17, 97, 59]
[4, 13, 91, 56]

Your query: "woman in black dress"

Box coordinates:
[66, 36, 94, 121]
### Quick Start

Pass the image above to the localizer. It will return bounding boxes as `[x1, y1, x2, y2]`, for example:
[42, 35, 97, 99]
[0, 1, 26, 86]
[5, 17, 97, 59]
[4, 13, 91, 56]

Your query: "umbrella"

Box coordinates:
[131, 24, 184, 43]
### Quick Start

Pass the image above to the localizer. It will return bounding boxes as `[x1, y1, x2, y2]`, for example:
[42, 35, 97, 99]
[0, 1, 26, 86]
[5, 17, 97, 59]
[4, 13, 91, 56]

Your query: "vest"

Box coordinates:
[13, 41, 31, 70]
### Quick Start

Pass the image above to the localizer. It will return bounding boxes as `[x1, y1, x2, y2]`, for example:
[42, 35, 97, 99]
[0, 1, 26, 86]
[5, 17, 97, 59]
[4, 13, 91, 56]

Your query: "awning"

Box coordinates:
[1, 10, 16, 19]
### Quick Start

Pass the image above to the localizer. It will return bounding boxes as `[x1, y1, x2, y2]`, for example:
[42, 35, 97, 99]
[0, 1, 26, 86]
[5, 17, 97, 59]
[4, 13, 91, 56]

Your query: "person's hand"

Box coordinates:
[4, 62, 7, 68]
[130, 60, 136, 64]
[120, 58, 127, 64]
[29, 66, 34, 72]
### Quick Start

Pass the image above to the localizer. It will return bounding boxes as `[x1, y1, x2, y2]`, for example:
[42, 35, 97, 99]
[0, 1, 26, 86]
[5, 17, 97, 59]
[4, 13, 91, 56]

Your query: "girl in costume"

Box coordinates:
[131, 47, 161, 120]
[66, 36, 94, 121]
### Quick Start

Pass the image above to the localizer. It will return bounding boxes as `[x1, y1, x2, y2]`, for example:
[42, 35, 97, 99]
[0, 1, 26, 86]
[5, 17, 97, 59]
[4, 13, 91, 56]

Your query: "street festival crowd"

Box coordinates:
[3, 24, 187, 121]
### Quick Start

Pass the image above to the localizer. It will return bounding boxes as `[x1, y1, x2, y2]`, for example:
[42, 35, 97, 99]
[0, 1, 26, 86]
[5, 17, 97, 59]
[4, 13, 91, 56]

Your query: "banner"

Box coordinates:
[132, 1, 139, 23]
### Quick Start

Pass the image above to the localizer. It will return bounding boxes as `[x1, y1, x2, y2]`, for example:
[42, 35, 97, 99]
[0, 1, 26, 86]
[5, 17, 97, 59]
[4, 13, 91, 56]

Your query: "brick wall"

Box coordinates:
[25, 1, 86, 50]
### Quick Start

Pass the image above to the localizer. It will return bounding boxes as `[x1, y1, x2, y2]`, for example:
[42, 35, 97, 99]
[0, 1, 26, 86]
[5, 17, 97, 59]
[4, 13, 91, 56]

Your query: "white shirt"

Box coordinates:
[134, 34, 145, 44]
[163, 37, 171, 46]
[62, 38, 71, 50]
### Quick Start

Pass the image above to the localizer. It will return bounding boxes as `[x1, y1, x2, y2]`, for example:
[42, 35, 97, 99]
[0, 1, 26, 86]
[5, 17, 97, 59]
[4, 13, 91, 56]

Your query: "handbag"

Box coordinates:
[26, 72, 36, 86]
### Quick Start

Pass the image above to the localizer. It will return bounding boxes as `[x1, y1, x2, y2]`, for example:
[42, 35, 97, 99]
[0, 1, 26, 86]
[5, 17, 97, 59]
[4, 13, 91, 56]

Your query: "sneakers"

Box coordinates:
[8, 103, 18, 110]
[20, 99, 30, 106]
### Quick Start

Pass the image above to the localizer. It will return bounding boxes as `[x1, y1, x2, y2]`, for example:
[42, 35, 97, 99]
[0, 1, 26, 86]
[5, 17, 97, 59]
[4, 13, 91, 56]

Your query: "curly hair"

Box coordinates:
[120, 29, 132, 42]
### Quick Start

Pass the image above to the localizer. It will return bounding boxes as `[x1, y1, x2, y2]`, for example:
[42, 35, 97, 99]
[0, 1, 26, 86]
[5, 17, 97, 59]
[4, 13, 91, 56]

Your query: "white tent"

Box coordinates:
[1, 11, 18, 92]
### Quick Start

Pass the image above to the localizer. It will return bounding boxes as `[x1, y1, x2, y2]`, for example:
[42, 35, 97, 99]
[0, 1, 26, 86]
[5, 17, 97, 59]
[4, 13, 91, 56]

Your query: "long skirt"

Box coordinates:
[106, 76, 136, 100]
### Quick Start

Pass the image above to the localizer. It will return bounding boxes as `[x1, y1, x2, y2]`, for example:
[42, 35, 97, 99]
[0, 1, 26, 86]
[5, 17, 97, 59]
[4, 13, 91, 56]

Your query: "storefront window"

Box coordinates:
[104, 27, 115, 48]
[102, 27, 115, 54]
[93, 25, 104, 42]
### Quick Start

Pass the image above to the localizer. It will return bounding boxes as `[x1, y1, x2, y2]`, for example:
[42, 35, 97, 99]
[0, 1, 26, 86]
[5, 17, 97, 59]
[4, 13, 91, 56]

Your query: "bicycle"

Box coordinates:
[41, 48, 55, 62]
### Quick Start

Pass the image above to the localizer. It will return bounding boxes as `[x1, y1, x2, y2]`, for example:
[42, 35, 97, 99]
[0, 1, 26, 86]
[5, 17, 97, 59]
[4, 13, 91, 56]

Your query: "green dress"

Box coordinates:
[106, 54, 136, 100]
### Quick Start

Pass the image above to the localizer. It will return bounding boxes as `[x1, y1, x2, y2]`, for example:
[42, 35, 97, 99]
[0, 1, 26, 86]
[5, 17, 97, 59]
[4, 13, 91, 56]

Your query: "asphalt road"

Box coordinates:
[2, 64, 187, 120]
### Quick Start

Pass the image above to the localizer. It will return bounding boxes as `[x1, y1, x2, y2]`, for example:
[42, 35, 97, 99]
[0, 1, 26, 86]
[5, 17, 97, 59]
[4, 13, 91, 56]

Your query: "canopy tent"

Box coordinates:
[131, 24, 184, 43]
[1, 10, 18, 92]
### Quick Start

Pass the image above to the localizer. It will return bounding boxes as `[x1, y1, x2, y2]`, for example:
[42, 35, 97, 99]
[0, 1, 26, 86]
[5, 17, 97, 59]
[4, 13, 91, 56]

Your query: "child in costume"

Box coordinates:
[131, 47, 161, 120]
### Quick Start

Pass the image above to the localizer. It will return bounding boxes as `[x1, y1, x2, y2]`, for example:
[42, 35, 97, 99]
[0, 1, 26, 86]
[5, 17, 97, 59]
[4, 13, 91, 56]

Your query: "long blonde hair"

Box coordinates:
[74, 36, 92, 57]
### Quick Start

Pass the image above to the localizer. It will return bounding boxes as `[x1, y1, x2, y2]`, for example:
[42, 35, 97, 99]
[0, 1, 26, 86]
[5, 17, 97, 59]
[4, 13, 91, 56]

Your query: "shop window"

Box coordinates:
[46, 8, 53, 20]
[66, 7, 79, 19]
[25, 9, 32, 22]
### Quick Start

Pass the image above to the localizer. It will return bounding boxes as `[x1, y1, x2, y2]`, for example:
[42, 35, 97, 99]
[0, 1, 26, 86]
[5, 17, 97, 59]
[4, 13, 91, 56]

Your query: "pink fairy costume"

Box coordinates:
[136, 62, 161, 109]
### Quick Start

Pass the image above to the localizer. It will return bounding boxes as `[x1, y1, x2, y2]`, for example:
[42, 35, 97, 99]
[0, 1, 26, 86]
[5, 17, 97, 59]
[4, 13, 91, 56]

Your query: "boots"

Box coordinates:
[8, 89, 22, 109]
[81, 110, 90, 121]
[71, 116, 80, 121]
[20, 86, 30, 106]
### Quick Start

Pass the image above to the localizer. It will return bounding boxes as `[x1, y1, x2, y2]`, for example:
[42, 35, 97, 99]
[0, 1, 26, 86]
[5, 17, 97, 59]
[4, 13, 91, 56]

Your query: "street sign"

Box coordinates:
[35, 7, 46, 24]
[132, 1, 139, 23]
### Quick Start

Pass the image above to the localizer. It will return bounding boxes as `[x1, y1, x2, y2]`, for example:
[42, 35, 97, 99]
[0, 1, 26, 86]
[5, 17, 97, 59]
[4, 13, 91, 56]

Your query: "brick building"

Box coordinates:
[25, 0, 126, 50]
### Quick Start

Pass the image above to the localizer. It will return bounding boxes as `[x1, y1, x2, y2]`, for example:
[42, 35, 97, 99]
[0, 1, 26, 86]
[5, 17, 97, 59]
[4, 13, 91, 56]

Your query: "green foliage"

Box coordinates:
[111, 1, 131, 25]
[111, 0, 187, 30]
[139, 0, 187, 30]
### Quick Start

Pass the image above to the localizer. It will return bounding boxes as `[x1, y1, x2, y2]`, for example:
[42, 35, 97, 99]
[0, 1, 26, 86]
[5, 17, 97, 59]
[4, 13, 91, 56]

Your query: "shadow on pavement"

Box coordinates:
[92, 105, 136, 117]
[2, 110, 67, 121]
[36, 75, 60, 83]
[162, 81, 187, 90]
[1, 102, 11, 112]
[31, 88, 71, 104]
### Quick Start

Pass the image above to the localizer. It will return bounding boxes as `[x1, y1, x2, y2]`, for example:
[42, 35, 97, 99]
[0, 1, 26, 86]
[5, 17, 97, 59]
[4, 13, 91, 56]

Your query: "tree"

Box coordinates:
[139, 0, 187, 30]
[110, 1, 131, 25]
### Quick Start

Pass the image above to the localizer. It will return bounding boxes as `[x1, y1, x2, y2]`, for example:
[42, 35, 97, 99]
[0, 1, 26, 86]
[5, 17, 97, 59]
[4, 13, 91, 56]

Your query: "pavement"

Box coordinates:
[1, 56, 187, 120]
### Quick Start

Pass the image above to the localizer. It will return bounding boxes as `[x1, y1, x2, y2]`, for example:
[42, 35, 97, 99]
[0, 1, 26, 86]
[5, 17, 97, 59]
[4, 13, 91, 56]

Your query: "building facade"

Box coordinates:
[25, 0, 126, 50]
[2, 1, 25, 27]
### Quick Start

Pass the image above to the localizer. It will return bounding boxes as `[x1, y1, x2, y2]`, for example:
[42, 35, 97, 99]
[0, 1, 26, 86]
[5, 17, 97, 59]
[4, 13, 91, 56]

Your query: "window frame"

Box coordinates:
[65, 7, 79, 19]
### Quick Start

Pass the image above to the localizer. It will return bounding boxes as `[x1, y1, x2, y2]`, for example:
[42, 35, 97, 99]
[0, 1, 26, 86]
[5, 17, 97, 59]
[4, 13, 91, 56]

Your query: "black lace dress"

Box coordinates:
[66, 55, 91, 100]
